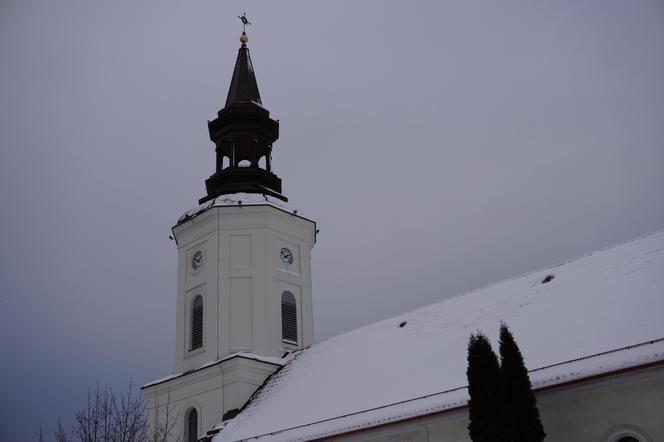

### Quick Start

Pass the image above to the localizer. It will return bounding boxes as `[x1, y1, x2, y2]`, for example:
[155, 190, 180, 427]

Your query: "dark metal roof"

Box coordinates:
[199, 38, 286, 204]
[225, 43, 262, 106]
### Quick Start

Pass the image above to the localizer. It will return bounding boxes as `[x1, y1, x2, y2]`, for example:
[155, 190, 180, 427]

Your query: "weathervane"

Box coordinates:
[238, 12, 251, 44]
[238, 12, 251, 34]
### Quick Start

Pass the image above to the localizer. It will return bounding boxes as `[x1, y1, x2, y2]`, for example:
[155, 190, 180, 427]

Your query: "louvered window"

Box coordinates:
[191, 296, 203, 350]
[281, 291, 297, 344]
[187, 408, 198, 442]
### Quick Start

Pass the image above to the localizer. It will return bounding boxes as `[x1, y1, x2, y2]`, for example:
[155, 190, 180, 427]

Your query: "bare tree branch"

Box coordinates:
[146, 387, 181, 442]
[53, 380, 149, 442]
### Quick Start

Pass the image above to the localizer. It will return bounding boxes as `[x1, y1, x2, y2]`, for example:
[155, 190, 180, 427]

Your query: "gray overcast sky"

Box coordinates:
[1, 1, 663, 440]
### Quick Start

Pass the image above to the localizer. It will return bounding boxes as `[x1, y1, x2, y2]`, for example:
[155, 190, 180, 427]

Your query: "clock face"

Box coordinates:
[191, 250, 204, 270]
[280, 247, 293, 265]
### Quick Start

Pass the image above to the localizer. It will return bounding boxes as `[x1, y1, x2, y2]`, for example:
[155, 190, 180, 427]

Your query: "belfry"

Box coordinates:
[202, 30, 285, 203]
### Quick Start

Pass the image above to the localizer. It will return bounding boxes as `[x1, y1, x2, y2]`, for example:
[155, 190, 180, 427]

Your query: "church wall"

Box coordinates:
[536, 364, 664, 441]
[174, 209, 221, 374]
[172, 205, 315, 374]
[143, 365, 223, 442]
[332, 365, 664, 442]
[214, 205, 315, 358]
[143, 357, 281, 442]
[219, 356, 282, 412]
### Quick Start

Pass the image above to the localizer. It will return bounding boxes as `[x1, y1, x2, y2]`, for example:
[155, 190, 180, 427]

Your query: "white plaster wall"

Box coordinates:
[536, 366, 663, 442]
[143, 364, 223, 442]
[143, 358, 280, 442]
[334, 366, 664, 442]
[172, 205, 316, 374]
[219, 357, 281, 413]
[174, 209, 220, 374]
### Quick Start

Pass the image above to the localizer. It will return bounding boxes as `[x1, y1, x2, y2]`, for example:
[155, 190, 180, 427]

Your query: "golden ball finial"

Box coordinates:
[240, 33, 248, 44]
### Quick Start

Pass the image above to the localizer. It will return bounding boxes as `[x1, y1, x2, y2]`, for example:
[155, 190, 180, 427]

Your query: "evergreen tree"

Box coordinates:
[499, 323, 546, 442]
[466, 333, 508, 442]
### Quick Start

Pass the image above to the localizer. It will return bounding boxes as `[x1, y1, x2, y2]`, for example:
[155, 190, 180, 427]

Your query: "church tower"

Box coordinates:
[142, 27, 316, 442]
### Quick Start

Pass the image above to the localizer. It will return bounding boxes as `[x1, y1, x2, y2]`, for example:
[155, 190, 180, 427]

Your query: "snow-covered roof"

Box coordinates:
[177, 193, 302, 225]
[214, 231, 664, 441]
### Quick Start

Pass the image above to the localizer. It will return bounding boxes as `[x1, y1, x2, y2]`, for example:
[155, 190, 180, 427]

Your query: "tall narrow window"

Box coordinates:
[187, 408, 198, 442]
[191, 296, 203, 350]
[281, 291, 297, 343]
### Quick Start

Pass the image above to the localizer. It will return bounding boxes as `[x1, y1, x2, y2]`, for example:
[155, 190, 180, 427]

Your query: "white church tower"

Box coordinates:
[142, 27, 316, 442]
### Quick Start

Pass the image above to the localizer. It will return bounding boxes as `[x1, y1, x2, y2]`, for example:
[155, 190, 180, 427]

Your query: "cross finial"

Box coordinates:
[238, 12, 251, 34]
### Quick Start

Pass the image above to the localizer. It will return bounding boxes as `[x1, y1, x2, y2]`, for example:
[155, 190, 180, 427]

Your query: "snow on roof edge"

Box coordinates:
[222, 338, 664, 442]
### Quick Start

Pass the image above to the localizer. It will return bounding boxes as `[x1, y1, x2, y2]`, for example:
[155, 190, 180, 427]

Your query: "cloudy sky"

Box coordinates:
[1, 1, 663, 440]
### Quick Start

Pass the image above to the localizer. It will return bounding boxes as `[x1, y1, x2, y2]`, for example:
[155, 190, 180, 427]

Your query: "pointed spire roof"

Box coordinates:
[200, 31, 285, 204]
[225, 39, 262, 106]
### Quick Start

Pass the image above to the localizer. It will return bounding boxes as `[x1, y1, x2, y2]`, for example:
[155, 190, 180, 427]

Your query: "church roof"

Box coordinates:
[214, 230, 664, 441]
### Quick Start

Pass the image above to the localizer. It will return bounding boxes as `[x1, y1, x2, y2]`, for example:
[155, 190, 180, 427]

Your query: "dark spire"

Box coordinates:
[200, 30, 286, 204]
[225, 42, 262, 106]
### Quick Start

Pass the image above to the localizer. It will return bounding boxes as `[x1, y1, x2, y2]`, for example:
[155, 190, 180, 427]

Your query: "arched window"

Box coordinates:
[191, 296, 203, 350]
[281, 291, 297, 343]
[186, 408, 198, 442]
[603, 424, 651, 442]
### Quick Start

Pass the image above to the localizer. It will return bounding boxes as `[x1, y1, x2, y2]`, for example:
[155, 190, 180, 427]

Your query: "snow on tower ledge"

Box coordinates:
[141, 352, 288, 390]
[211, 230, 664, 442]
[177, 193, 301, 225]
